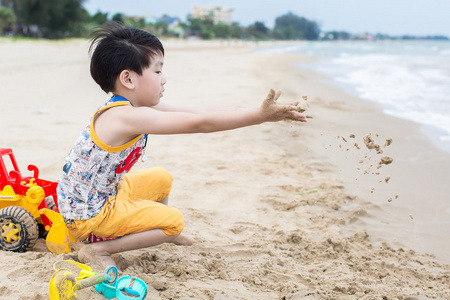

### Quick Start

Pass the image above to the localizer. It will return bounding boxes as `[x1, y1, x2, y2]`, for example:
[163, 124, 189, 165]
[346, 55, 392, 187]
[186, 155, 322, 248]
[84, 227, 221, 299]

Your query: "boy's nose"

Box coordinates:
[162, 74, 167, 85]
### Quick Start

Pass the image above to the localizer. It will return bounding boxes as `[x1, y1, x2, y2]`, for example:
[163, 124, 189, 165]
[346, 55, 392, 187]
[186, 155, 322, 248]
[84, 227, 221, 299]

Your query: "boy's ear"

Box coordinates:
[117, 70, 135, 90]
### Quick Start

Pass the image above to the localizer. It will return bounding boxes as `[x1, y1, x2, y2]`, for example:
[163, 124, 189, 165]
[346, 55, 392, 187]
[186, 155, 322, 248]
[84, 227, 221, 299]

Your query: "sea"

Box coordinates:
[259, 40, 450, 153]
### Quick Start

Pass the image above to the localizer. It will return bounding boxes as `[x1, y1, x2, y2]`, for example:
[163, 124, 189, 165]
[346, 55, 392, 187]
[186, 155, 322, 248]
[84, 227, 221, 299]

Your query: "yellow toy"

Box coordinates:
[49, 260, 118, 300]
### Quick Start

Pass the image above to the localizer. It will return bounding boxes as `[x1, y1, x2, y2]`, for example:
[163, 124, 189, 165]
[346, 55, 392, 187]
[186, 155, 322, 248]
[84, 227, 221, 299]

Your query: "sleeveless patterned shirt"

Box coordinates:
[57, 96, 148, 221]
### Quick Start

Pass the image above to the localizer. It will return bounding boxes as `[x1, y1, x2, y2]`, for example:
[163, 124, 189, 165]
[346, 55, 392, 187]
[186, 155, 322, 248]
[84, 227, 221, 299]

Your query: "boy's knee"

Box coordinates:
[153, 167, 173, 188]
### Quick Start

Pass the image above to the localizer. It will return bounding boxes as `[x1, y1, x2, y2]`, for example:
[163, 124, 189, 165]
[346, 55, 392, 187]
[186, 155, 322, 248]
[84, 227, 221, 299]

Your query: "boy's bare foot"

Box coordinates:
[78, 244, 116, 269]
[171, 233, 195, 246]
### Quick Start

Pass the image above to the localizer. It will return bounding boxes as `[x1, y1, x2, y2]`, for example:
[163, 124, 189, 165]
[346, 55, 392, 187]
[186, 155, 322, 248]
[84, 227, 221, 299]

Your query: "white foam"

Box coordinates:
[312, 43, 450, 142]
[261, 41, 450, 150]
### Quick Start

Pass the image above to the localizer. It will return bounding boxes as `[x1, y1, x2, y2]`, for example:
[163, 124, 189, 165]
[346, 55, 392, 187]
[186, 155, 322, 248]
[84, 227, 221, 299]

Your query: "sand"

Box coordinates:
[0, 38, 449, 299]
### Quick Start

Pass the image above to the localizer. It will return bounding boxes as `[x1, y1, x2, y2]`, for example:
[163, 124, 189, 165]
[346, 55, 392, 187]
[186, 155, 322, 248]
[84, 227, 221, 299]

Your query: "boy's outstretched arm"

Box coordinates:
[96, 89, 307, 145]
[137, 89, 306, 134]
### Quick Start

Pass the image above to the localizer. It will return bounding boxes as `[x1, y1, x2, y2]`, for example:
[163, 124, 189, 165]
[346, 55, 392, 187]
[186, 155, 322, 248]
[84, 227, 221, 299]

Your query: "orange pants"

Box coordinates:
[67, 168, 184, 240]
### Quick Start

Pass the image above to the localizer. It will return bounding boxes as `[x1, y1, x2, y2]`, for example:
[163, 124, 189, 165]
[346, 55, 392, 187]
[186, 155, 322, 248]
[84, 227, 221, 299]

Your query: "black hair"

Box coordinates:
[89, 22, 164, 93]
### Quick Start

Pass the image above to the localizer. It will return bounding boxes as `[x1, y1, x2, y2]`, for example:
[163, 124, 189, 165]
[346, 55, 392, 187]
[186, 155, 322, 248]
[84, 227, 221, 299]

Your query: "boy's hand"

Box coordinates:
[260, 89, 308, 122]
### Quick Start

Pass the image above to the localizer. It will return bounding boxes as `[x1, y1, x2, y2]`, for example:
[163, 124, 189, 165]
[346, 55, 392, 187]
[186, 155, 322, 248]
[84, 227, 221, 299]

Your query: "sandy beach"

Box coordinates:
[0, 38, 449, 299]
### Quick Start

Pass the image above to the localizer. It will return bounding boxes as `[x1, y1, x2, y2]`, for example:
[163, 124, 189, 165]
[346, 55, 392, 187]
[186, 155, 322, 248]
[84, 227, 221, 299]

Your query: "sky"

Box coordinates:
[84, 0, 450, 37]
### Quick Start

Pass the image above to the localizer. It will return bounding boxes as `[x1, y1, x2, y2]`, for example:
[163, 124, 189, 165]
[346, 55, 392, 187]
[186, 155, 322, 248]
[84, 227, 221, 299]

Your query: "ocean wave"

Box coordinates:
[261, 41, 450, 151]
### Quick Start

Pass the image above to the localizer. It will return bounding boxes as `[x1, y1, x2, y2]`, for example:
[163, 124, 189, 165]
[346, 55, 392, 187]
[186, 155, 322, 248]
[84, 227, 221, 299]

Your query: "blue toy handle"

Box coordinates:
[105, 266, 119, 284]
[120, 286, 140, 296]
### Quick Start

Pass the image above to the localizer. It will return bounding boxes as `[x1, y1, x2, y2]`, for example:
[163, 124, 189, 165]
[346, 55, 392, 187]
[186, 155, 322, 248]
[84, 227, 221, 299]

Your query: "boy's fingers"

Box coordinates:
[288, 105, 299, 111]
[296, 113, 308, 122]
[273, 89, 282, 102]
[264, 89, 275, 102]
[287, 111, 308, 122]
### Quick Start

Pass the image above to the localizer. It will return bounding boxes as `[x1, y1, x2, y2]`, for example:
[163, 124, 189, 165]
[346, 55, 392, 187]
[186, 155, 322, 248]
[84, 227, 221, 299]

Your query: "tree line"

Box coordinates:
[0, 0, 320, 40]
[2, 1, 446, 41]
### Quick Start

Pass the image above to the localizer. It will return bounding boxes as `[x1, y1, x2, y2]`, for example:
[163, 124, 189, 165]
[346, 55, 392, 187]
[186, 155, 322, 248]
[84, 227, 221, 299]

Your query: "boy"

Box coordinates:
[57, 22, 307, 268]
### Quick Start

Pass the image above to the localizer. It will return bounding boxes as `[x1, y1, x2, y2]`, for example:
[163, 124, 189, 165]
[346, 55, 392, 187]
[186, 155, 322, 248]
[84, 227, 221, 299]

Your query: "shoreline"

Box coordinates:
[255, 39, 450, 156]
[279, 52, 450, 264]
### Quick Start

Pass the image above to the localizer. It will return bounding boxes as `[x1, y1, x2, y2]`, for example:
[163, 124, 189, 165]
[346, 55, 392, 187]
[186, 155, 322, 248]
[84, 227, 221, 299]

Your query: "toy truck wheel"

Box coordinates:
[0, 206, 39, 252]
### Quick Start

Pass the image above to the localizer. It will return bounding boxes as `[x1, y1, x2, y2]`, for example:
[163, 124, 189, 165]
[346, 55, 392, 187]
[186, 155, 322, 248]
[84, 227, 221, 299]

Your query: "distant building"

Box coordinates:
[192, 5, 233, 25]
[161, 16, 185, 38]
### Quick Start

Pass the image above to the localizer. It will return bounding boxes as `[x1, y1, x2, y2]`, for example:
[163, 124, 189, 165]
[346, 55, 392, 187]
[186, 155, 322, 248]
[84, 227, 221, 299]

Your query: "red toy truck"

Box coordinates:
[0, 148, 74, 253]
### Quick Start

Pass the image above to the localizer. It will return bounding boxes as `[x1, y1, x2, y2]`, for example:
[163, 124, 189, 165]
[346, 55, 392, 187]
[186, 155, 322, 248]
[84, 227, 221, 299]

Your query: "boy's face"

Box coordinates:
[133, 53, 166, 107]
